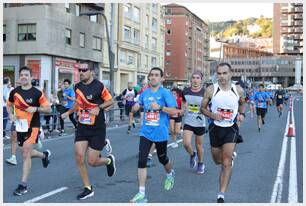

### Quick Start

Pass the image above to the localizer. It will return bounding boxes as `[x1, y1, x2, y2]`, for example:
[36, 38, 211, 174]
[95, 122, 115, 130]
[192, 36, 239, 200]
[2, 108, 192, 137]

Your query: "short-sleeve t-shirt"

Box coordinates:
[74, 79, 112, 130]
[8, 86, 49, 128]
[254, 91, 270, 108]
[138, 87, 177, 142]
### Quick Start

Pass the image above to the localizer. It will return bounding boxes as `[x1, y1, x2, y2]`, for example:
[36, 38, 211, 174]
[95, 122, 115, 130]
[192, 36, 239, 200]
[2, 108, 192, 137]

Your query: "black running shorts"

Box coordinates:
[183, 124, 206, 136]
[170, 116, 182, 123]
[75, 127, 106, 151]
[256, 108, 267, 118]
[208, 123, 240, 148]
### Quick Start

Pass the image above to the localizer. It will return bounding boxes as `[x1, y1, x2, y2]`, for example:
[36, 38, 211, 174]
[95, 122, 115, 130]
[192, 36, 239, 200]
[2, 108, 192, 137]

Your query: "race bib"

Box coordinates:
[15, 119, 28, 132]
[278, 95, 283, 99]
[258, 102, 263, 107]
[217, 108, 233, 121]
[145, 111, 160, 126]
[78, 110, 96, 125]
[188, 104, 200, 114]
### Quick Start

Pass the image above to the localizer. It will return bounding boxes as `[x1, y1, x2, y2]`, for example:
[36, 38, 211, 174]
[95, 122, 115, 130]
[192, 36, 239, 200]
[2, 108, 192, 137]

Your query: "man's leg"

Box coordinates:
[219, 143, 236, 193]
[75, 141, 90, 187]
[170, 119, 175, 141]
[183, 129, 194, 156]
[211, 147, 222, 165]
[195, 134, 204, 163]
[69, 112, 78, 128]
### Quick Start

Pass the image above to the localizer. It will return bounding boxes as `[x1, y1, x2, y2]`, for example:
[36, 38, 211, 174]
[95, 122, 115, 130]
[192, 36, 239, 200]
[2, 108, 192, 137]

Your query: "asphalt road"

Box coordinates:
[3, 94, 303, 203]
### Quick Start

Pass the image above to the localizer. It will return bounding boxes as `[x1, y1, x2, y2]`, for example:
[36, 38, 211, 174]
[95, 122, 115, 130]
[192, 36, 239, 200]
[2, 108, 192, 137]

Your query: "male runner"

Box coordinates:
[274, 89, 285, 117]
[254, 84, 271, 132]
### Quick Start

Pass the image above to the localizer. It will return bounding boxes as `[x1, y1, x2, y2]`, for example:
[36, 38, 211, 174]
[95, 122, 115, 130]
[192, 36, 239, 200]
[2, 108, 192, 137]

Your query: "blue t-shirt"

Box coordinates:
[138, 87, 177, 142]
[254, 91, 270, 108]
[63, 88, 75, 109]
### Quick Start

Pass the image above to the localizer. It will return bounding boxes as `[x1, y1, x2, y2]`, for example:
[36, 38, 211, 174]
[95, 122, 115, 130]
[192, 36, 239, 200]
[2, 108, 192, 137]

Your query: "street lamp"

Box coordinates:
[79, 9, 116, 96]
[80, 8, 116, 121]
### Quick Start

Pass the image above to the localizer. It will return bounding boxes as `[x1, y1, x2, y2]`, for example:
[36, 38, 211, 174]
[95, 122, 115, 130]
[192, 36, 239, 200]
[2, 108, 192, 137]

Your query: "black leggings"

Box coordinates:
[138, 137, 169, 168]
[60, 108, 78, 130]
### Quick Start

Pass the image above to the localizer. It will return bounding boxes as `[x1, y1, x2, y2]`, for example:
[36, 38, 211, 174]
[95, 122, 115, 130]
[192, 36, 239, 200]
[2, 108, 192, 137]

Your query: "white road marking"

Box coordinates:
[24, 187, 68, 203]
[270, 112, 290, 203]
[288, 97, 298, 202]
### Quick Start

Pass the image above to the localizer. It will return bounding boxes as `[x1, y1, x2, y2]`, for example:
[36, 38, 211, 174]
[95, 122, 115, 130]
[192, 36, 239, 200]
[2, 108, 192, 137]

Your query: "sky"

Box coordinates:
[177, 3, 273, 22]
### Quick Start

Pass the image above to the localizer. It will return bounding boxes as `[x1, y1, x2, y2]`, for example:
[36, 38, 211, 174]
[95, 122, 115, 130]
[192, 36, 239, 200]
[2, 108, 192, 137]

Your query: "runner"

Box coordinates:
[182, 70, 206, 174]
[122, 82, 138, 134]
[169, 88, 183, 148]
[201, 62, 246, 203]
[274, 89, 285, 117]
[7, 66, 52, 196]
[61, 63, 115, 200]
[254, 84, 271, 132]
[129, 67, 178, 203]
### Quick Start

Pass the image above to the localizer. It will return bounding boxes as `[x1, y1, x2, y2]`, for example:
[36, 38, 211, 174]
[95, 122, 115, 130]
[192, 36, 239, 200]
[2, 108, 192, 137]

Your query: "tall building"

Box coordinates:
[273, 3, 303, 55]
[102, 3, 165, 94]
[3, 3, 105, 96]
[163, 4, 210, 87]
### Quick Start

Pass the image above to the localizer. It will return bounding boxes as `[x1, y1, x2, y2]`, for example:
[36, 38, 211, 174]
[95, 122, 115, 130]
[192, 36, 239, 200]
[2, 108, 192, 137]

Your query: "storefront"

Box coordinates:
[55, 58, 79, 88]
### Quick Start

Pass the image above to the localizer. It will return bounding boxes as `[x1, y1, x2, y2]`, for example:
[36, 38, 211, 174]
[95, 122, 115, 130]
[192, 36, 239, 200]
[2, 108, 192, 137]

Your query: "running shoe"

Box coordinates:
[13, 184, 27, 196]
[132, 121, 136, 128]
[129, 192, 148, 203]
[171, 142, 179, 148]
[106, 154, 116, 177]
[146, 156, 153, 167]
[77, 186, 94, 200]
[217, 197, 225, 203]
[231, 151, 237, 168]
[190, 152, 197, 169]
[42, 150, 51, 168]
[105, 138, 112, 154]
[164, 170, 175, 190]
[197, 162, 205, 174]
[6, 156, 17, 165]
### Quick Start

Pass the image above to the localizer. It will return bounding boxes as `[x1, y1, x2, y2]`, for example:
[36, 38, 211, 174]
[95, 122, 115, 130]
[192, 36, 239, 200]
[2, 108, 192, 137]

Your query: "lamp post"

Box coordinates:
[80, 7, 116, 121]
[79, 9, 115, 96]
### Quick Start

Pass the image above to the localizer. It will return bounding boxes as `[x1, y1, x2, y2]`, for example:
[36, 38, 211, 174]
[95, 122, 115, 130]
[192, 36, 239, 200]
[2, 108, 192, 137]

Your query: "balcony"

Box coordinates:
[294, 14, 303, 20]
[295, 7, 303, 13]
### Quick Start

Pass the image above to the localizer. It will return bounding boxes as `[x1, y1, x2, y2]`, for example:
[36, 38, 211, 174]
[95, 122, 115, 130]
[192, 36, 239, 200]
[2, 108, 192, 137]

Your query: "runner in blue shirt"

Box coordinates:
[129, 67, 178, 203]
[254, 84, 271, 132]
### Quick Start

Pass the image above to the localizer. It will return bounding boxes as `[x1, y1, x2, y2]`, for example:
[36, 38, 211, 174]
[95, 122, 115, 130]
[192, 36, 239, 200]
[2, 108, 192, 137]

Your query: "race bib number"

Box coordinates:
[78, 110, 96, 125]
[278, 95, 283, 99]
[188, 104, 200, 114]
[15, 119, 28, 132]
[145, 111, 160, 126]
[217, 108, 233, 121]
[258, 102, 263, 107]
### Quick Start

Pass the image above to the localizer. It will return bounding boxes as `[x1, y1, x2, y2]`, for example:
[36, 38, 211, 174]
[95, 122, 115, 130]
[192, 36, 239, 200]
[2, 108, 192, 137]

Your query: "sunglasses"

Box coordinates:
[78, 68, 89, 73]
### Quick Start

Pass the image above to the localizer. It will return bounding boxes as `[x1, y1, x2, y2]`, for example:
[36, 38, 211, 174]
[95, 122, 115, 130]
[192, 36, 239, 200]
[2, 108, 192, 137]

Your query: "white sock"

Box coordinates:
[139, 187, 145, 195]
[11, 155, 16, 159]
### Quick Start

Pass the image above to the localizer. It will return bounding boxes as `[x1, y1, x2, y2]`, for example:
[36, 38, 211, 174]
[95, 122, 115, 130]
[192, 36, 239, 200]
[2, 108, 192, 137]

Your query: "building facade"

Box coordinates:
[102, 3, 165, 94]
[273, 3, 303, 55]
[163, 3, 210, 87]
[3, 3, 105, 96]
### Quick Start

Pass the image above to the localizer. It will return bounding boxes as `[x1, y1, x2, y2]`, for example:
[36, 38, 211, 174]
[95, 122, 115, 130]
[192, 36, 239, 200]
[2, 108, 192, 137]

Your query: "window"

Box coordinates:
[133, 29, 140, 45]
[80, 33, 85, 48]
[18, 24, 36, 41]
[167, 40, 171, 45]
[120, 50, 126, 64]
[152, 3, 158, 13]
[165, 8, 171, 15]
[90, 15, 97, 23]
[152, 18, 157, 33]
[65, 3, 70, 12]
[145, 15, 149, 28]
[93, 36, 102, 50]
[3, 25, 6, 42]
[152, 37, 157, 50]
[65, 28, 71, 45]
[167, 29, 171, 35]
[151, 56, 157, 67]
[127, 54, 135, 65]
[75, 4, 80, 16]
[124, 26, 131, 42]
[166, 61, 171, 66]
[144, 55, 149, 68]
[166, 51, 171, 56]
[166, 19, 172, 24]
[133, 7, 140, 23]
[145, 35, 149, 48]
[124, 4, 132, 19]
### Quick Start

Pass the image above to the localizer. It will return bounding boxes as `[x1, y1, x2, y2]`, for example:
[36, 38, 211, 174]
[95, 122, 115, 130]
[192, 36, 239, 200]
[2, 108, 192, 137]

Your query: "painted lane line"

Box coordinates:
[270, 112, 290, 203]
[24, 187, 68, 203]
[288, 96, 298, 202]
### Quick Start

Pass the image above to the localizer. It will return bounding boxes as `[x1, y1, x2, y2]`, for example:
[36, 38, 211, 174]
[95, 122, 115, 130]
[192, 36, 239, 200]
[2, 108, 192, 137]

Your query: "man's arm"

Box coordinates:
[6, 101, 16, 121]
[61, 103, 79, 119]
[236, 85, 246, 122]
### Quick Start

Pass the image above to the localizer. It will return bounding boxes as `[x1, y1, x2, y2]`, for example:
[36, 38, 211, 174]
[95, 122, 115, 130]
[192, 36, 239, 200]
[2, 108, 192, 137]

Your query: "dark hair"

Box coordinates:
[19, 66, 32, 76]
[3, 77, 10, 84]
[64, 79, 71, 85]
[149, 67, 164, 77]
[216, 62, 232, 71]
[259, 83, 264, 88]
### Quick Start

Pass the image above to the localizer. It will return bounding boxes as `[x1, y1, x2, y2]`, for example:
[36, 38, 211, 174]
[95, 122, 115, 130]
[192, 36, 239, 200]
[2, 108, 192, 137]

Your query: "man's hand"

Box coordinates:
[213, 113, 223, 121]
[89, 107, 100, 116]
[61, 112, 69, 119]
[151, 102, 161, 110]
[25, 107, 37, 113]
[9, 113, 16, 122]
[237, 114, 245, 122]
